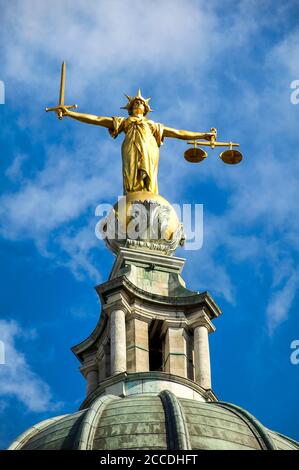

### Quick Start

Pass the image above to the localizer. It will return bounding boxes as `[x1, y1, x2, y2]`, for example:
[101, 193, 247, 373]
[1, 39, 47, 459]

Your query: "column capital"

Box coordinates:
[128, 308, 153, 324]
[102, 293, 130, 317]
[188, 311, 216, 333]
[80, 360, 98, 379]
[161, 319, 188, 337]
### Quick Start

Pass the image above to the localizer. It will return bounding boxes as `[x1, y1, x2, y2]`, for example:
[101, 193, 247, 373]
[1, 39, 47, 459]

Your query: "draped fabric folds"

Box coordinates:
[109, 116, 164, 194]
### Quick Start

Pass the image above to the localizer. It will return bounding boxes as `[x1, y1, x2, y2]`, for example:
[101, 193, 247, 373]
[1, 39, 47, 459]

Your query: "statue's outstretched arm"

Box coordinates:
[163, 126, 215, 141]
[58, 107, 113, 129]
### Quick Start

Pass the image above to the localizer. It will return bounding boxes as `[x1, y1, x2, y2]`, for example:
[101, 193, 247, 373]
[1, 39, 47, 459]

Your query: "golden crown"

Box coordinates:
[121, 89, 153, 115]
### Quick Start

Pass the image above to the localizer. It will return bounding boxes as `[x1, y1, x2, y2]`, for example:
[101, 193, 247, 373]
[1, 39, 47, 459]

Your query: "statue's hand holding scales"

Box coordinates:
[46, 62, 242, 196]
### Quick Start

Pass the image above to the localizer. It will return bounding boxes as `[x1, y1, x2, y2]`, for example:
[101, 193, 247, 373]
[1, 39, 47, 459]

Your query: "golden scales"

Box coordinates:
[184, 128, 243, 165]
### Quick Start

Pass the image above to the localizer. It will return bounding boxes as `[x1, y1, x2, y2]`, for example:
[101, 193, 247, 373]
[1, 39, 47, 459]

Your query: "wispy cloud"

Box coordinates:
[266, 270, 299, 334]
[56, 221, 103, 281]
[270, 28, 299, 77]
[5, 154, 28, 181]
[0, 0, 219, 106]
[0, 319, 61, 412]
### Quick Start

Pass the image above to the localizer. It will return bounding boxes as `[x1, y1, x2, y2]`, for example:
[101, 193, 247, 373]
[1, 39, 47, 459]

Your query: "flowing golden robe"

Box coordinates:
[109, 116, 164, 194]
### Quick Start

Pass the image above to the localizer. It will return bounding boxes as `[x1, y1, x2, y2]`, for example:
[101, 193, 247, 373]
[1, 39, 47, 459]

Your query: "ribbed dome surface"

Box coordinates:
[9, 392, 299, 451]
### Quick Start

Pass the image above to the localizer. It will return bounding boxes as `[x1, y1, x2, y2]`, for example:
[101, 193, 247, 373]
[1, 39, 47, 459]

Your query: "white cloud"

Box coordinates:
[181, 147, 299, 328]
[56, 221, 103, 281]
[266, 270, 299, 334]
[270, 29, 299, 77]
[1, 0, 220, 105]
[0, 320, 60, 412]
[0, 132, 120, 280]
[5, 154, 27, 181]
[1, 137, 119, 236]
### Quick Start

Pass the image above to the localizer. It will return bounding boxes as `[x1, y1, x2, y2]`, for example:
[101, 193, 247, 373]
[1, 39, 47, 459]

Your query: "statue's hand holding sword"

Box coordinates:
[45, 62, 77, 119]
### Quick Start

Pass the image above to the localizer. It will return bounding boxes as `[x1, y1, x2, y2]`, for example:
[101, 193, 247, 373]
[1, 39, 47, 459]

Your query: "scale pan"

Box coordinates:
[184, 147, 207, 163]
[220, 149, 243, 165]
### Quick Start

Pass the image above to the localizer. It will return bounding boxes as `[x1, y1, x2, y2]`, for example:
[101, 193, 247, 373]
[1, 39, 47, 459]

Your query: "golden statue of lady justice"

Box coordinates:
[46, 63, 242, 254]
[46, 63, 216, 195]
[60, 91, 215, 195]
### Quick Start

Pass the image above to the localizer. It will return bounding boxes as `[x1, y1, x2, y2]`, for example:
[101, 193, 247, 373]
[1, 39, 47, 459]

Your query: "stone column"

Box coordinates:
[126, 317, 149, 372]
[163, 321, 188, 378]
[86, 367, 98, 396]
[194, 325, 211, 389]
[110, 309, 126, 375]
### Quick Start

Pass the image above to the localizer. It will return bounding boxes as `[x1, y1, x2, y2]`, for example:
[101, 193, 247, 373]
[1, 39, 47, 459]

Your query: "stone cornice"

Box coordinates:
[126, 310, 153, 324]
[79, 371, 218, 410]
[96, 271, 222, 318]
[102, 292, 131, 317]
[187, 311, 216, 333]
[161, 319, 188, 336]
[131, 300, 186, 322]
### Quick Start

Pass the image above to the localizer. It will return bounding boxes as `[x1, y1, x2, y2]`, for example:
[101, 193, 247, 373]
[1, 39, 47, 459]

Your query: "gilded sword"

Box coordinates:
[45, 61, 77, 119]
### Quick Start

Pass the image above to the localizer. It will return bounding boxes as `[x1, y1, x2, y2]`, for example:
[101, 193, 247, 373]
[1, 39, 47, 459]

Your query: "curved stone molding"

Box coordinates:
[79, 371, 216, 410]
[159, 390, 191, 450]
[214, 402, 277, 450]
[76, 395, 120, 450]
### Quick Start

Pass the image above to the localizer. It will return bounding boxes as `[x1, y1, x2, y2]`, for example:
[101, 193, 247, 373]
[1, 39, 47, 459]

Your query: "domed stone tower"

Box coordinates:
[8, 240, 299, 450]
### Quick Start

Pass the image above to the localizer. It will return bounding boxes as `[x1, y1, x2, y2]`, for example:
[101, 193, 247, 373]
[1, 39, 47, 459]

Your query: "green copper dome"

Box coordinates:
[9, 391, 299, 451]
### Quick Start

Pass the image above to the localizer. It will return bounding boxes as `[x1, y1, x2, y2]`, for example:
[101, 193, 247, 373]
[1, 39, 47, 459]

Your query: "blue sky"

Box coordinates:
[0, 0, 299, 448]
